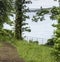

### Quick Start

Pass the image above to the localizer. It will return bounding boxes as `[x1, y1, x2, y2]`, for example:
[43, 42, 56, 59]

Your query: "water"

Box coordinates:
[24, 0, 58, 44]
[4, 12, 56, 44]
[24, 12, 57, 44]
[4, 0, 58, 44]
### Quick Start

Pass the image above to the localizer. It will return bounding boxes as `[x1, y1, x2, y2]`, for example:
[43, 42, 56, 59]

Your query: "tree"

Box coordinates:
[0, 0, 13, 29]
[0, 0, 13, 40]
[48, 7, 60, 62]
[15, 0, 31, 40]
[32, 6, 60, 62]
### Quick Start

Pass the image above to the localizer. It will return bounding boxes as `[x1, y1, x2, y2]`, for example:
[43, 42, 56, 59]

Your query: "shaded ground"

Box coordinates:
[0, 42, 25, 62]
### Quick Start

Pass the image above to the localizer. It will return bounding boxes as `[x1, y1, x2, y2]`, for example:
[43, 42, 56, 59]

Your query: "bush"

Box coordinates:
[53, 38, 60, 62]
[29, 40, 38, 44]
[29, 40, 33, 43]
[46, 38, 54, 46]
[0, 29, 14, 41]
[33, 40, 38, 44]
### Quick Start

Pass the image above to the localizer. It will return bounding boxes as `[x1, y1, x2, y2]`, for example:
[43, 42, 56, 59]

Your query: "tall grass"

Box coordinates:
[13, 40, 55, 62]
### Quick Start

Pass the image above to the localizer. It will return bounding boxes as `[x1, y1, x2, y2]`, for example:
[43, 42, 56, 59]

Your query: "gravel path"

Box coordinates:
[0, 42, 25, 62]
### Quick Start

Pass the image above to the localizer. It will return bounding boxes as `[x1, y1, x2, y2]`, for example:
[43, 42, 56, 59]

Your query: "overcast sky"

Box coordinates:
[4, 0, 59, 31]
[26, 0, 59, 8]
[24, 0, 58, 43]
[4, 0, 59, 43]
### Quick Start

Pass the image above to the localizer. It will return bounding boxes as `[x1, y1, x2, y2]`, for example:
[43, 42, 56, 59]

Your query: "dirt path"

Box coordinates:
[0, 42, 25, 62]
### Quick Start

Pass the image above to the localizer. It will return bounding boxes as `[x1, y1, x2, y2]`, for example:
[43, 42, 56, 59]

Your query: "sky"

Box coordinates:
[24, 0, 58, 44]
[4, 0, 59, 44]
[24, 13, 57, 44]
[4, 0, 59, 29]
[26, 0, 59, 8]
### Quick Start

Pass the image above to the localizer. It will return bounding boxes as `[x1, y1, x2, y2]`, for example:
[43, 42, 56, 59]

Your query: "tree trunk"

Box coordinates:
[15, 0, 23, 40]
[15, 18, 22, 40]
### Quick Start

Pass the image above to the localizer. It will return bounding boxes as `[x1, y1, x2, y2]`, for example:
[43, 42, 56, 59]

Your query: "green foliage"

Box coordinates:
[29, 40, 38, 44]
[50, 7, 60, 20]
[0, 0, 13, 29]
[33, 41, 38, 44]
[0, 0, 14, 42]
[12, 40, 55, 62]
[32, 6, 60, 62]
[32, 7, 49, 22]
[0, 29, 14, 41]
[15, 0, 31, 40]
[46, 38, 54, 46]
[49, 11, 60, 62]
[53, 17, 60, 62]
[53, 16, 60, 60]
[0, 0, 31, 40]
[51, 7, 60, 15]
[53, 38, 60, 62]
[36, 8, 49, 16]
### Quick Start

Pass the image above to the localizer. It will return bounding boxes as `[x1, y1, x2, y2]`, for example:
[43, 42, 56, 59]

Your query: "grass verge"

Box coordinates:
[12, 40, 55, 62]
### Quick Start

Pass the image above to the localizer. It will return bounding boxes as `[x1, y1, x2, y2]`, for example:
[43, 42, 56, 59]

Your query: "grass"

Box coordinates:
[12, 40, 55, 62]
[0, 42, 3, 47]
